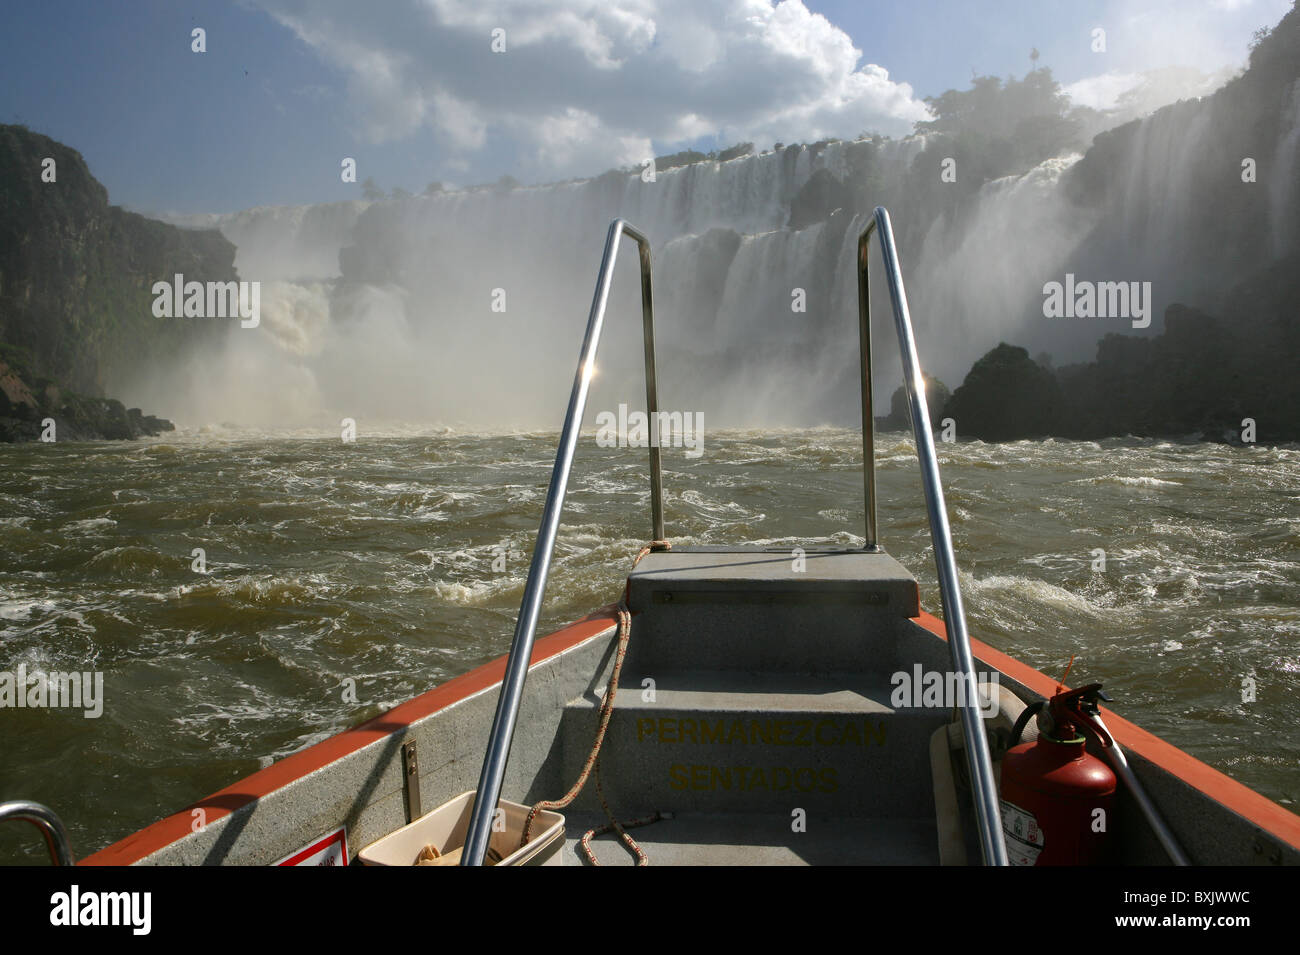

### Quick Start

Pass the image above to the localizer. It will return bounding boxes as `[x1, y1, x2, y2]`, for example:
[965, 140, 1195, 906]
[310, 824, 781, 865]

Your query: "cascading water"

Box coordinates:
[149, 84, 1300, 431]
[907, 155, 1094, 385]
[1270, 78, 1300, 258]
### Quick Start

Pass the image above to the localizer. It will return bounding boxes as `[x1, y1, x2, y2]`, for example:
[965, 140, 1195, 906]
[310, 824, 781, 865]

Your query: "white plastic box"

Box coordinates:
[359, 791, 565, 866]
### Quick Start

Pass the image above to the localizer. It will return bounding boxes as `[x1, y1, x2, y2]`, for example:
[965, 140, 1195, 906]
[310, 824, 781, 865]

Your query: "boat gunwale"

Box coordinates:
[78, 606, 623, 866]
[914, 609, 1300, 853]
[80, 604, 1300, 865]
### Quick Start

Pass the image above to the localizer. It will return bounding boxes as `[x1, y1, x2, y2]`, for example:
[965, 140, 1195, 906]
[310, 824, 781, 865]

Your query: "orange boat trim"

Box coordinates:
[80, 606, 622, 866]
[83, 605, 1299, 864]
[913, 609, 1300, 851]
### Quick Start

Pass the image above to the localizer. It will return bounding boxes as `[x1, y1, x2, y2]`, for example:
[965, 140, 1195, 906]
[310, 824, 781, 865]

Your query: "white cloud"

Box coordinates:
[1063, 72, 1145, 112]
[522, 106, 652, 171]
[1060, 0, 1283, 128]
[1064, 65, 1239, 121]
[249, 0, 928, 179]
[431, 89, 487, 151]
[1098, 0, 1289, 76]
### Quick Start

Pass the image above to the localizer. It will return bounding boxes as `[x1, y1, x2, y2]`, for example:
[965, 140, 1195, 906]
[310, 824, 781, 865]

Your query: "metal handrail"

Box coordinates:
[0, 800, 75, 865]
[859, 206, 1007, 865]
[463, 208, 1007, 865]
[461, 219, 662, 865]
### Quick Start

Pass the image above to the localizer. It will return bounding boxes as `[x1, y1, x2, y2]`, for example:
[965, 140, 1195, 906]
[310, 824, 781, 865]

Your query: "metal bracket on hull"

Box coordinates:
[402, 740, 422, 824]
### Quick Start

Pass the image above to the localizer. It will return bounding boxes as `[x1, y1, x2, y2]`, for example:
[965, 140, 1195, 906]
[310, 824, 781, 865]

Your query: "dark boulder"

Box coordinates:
[879, 374, 951, 431]
[942, 343, 1063, 440]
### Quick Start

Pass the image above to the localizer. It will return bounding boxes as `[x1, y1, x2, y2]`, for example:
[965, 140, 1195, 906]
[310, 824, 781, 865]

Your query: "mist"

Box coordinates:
[133, 57, 1299, 435]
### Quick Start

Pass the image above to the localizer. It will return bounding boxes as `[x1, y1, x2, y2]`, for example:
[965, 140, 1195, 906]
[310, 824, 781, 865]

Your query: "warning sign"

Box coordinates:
[1000, 801, 1043, 867]
[275, 827, 349, 866]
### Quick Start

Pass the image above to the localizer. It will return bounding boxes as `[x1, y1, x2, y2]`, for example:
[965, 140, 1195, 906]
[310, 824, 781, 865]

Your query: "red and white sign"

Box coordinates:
[275, 827, 349, 866]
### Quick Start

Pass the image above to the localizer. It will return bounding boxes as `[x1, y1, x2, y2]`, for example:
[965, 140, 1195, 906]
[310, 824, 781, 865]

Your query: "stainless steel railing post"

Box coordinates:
[858, 225, 878, 550]
[462, 219, 661, 865]
[639, 239, 665, 542]
[859, 207, 1009, 866]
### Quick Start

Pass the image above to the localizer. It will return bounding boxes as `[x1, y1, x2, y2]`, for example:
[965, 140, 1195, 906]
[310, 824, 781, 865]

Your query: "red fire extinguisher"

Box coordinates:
[1000, 683, 1116, 866]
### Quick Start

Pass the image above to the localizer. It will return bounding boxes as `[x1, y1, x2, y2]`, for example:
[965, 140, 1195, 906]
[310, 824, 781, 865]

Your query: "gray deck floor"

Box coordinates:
[561, 812, 939, 866]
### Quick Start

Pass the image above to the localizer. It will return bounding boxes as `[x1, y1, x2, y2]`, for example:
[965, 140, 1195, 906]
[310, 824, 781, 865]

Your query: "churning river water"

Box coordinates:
[1, 428, 1297, 861]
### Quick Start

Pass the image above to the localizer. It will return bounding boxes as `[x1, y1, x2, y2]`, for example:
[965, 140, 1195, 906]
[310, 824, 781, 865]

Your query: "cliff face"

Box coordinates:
[944, 249, 1300, 443]
[0, 124, 237, 439]
[941, 7, 1300, 445]
[1063, 6, 1300, 310]
[0, 344, 174, 442]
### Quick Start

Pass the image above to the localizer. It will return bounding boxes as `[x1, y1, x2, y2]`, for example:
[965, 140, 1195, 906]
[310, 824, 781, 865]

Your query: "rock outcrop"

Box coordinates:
[0, 346, 173, 442]
[0, 123, 236, 440]
[944, 250, 1300, 443]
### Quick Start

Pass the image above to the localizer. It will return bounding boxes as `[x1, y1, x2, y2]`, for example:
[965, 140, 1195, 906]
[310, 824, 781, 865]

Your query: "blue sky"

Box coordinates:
[0, 0, 1289, 214]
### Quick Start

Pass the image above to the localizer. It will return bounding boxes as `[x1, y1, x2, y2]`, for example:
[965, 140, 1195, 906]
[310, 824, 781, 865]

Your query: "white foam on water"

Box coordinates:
[1073, 475, 1181, 487]
[432, 578, 520, 606]
[963, 572, 1109, 618]
[0, 598, 55, 621]
[63, 517, 117, 532]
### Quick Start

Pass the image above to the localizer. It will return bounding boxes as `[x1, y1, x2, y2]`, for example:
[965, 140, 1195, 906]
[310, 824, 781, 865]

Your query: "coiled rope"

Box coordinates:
[519, 541, 670, 865]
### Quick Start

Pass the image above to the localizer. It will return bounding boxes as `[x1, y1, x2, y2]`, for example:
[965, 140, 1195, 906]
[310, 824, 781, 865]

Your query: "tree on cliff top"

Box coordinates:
[916, 69, 1073, 139]
[914, 68, 1085, 171]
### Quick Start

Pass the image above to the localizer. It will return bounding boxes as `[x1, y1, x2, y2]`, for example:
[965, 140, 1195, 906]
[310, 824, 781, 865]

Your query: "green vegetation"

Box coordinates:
[899, 68, 1091, 240]
[916, 69, 1076, 144]
[717, 142, 755, 162]
[653, 149, 710, 171]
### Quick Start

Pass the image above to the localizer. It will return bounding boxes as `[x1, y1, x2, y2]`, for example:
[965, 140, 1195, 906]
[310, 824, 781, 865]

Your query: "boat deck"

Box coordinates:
[564, 812, 940, 866]
[547, 548, 956, 863]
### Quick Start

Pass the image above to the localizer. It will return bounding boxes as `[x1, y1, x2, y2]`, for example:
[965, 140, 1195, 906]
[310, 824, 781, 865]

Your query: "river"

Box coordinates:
[1, 427, 1297, 860]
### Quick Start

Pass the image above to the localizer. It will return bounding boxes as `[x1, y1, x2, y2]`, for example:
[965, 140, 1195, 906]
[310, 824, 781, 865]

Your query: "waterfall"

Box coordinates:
[158, 142, 913, 428]
[154, 85, 1299, 430]
[1271, 78, 1300, 258]
[907, 155, 1093, 387]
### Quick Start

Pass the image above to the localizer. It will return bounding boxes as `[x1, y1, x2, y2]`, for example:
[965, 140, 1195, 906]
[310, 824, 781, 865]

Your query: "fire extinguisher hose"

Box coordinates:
[1008, 700, 1045, 749]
